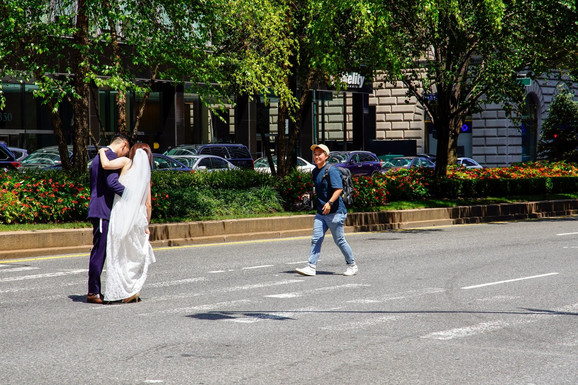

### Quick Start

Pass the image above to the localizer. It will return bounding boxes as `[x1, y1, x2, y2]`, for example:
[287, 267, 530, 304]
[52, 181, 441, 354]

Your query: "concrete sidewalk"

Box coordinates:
[1, 199, 577, 260]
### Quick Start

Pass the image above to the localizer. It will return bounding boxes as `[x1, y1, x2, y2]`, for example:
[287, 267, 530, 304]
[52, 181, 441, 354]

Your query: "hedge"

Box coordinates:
[1, 161, 578, 224]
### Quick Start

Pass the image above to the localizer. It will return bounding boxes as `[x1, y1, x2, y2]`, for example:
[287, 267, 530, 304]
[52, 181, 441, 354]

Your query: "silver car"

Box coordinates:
[254, 155, 315, 173]
[171, 154, 239, 171]
[457, 157, 483, 169]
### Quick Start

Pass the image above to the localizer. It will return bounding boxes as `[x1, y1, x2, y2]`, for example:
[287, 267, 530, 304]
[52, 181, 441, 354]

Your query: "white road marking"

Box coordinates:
[138, 280, 303, 316]
[321, 315, 400, 331]
[134, 279, 304, 305]
[0, 269, 87, 283]
[265, 283, 369, 299]
[421, 320, 514, 340]
[147, 277, 206, 288]
[475, 295, 521, 302]
[347, 288, 445, 304]
[421, 303, 578, 341]
[221, 279, 303, 293]
[0, 281, 79, 295]
[242, 265, 274, 270]
[140, 299, 253, 316]
[0, 266, 39, 273]
[461, 272, 559, 290]
[227, 306, 344, 324]
[286, 261, 309, 265]
[556, 232, 578, 236]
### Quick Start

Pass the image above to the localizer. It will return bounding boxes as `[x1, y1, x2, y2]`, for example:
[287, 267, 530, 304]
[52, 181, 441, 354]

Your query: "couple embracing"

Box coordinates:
[86, 135, 155, 304]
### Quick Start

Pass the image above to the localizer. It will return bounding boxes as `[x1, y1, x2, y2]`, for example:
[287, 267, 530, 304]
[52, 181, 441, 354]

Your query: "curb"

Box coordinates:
[1, 199, 577, 261]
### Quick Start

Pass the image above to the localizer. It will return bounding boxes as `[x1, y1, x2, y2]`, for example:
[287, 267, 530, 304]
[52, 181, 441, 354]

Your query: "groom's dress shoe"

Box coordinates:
[86, 293, 103, 304]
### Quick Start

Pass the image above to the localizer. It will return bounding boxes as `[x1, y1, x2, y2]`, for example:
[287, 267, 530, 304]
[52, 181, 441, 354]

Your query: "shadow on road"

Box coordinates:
[188, 311, 295, 321]
[186, 307, 577, 322]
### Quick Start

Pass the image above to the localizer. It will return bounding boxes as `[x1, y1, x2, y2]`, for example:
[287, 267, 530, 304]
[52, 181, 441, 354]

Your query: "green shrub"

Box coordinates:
[0, 170, 90, 224]
[273, 170, 314, 210]
[378, 168, 431, 201]
[352, 175, 388, 208]
[150, 170, 283, 219]
[3, 161, 578, 225]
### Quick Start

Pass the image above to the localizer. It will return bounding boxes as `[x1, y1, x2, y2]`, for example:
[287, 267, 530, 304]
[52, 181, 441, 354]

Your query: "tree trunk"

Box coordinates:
[255, 94, 276, 175]
[276, 70, 315, 177]
[46, 100, 71, 170]
[116, 91, 127, 134]
[70, 0, 90, 173]
[433, 87, 463, 178]
[276, 102, 288, 175]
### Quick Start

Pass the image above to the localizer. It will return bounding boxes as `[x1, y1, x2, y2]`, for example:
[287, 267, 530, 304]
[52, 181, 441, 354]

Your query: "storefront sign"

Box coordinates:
[318, 68, 373, 94]
[341, 72, 366, 89]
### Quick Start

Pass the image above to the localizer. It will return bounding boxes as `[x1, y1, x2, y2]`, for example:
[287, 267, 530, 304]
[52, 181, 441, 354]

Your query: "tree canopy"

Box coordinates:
[0, 0, 241, 171]
[538, 89, 578, 162]
[1, 0, 577, 175]
[364, 0, 578, 176]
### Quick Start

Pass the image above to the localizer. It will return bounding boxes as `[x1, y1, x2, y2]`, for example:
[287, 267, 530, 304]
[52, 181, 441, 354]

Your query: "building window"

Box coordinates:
[425, 118, 473, 157]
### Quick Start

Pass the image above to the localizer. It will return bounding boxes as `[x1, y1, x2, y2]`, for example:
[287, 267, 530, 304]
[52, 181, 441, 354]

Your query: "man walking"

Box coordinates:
[296, 143, 358, 277]
[86, 134, 130, 304]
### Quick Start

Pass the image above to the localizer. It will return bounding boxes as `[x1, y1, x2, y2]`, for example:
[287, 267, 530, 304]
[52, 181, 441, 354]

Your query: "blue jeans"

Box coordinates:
[309, 213, 355, 266]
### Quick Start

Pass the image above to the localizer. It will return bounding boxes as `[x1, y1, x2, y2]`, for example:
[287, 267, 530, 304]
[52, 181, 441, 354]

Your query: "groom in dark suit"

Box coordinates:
[86, 134, 130, 304]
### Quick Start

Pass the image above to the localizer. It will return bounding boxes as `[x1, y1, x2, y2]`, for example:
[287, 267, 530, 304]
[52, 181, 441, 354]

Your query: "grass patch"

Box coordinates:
[0, 222, 91, 232]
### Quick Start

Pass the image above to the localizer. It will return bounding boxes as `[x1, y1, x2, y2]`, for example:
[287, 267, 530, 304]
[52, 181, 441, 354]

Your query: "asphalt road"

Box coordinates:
[1, 217, 577, 385]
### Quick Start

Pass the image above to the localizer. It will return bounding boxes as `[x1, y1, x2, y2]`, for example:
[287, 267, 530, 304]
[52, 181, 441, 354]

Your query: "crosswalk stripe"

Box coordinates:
[0, 269, 87, 283]
[265, 283, 369, 299]
[0, 266, 39, 273]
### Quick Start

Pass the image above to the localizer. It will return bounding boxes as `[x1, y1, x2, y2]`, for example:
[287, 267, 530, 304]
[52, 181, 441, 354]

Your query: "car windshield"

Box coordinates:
[173, 156, 201, 168]
[166, 148, 198, 156]
[228, 146, 251, 158]
[328, 153, 347, 164]
[22, 152, 61, 164]
[390, 158, 412, 167]
[255, 156, 278, 168]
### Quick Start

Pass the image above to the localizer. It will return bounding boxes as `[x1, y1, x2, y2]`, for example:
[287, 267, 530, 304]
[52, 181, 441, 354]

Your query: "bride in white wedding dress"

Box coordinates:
[99, 143, 156, 303]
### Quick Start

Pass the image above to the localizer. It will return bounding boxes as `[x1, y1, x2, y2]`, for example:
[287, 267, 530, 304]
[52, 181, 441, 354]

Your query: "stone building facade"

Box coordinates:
[300, 76, 577, 167]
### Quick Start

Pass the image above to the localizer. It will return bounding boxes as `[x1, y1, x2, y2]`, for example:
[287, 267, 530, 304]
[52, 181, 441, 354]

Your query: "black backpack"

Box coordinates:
[324, 166, 354, 208]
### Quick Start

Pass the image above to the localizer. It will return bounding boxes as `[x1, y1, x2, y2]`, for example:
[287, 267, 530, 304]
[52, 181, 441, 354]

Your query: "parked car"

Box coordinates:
[20, 145, 98, 169]
[197, 144, 254, 170]
[457, 157, 483, 169]
[254, 155, 315, 173]
[0, 142, 20, 170]
[170, 154, 239, 171]
[163, 144, 203, 157]
[7, 146, 28, 161]
[417, 153, 437, 162]
[381, 156, 435, 171]
[152, 153, 191, 171]
[19, 146, 64, 169]
[327, 151, 382, 176]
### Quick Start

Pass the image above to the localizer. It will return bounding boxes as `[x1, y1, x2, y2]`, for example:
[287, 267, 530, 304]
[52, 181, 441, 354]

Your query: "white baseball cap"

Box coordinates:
[310, 143, 330, 155]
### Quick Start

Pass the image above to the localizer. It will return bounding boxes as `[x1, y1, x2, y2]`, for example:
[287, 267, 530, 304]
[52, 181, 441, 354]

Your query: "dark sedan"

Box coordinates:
[327, 151, 382, 176]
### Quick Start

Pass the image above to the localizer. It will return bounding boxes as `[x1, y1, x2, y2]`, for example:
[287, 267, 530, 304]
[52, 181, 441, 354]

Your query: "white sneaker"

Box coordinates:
[296, 264, 316, 276]
[343, 264, 358, 276]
